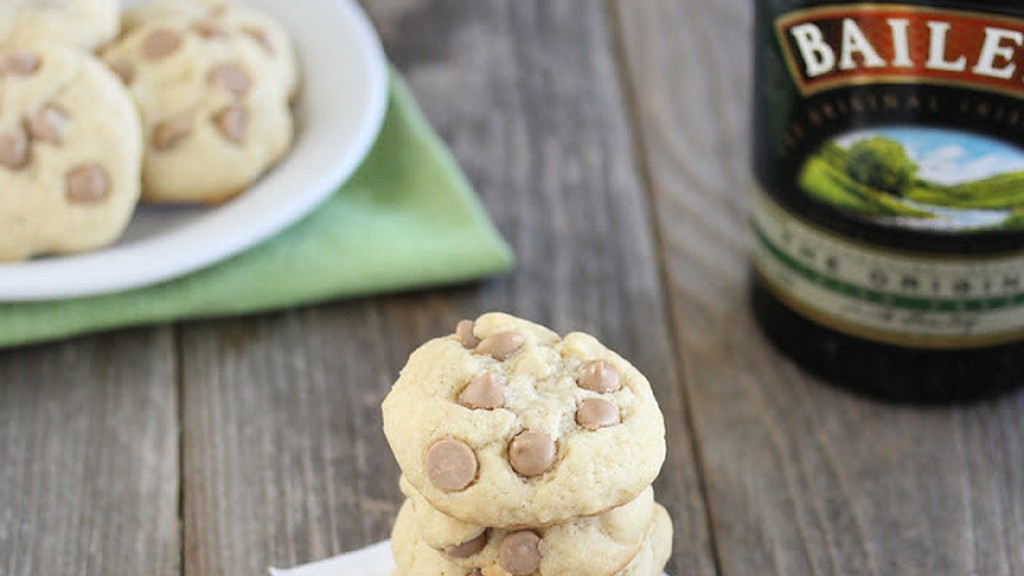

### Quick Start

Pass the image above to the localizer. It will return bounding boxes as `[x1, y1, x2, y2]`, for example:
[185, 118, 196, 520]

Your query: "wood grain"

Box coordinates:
[613, 0, 1024, 574]
[0, 329, 179, 576]
[178, 0, 713, 574]
[180, 311, 404, 574]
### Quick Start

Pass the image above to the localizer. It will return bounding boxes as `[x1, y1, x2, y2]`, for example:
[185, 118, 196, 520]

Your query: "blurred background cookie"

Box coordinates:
[121, 0, 224, 29]
[0, 43, 142, 261]
[0, 0, 120, 52]
[102, 11, 295, 204]
[122, 0, 299, 101]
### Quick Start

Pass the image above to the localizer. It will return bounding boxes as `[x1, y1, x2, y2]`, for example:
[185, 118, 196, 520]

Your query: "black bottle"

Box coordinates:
[751, 0, 1024, 403]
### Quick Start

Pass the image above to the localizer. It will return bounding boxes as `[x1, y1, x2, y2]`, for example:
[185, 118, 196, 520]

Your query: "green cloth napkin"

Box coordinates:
[0, 71, 515, 349]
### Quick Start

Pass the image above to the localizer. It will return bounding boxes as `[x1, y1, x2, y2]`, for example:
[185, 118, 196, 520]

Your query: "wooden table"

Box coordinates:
[3, 1, 1024, 575]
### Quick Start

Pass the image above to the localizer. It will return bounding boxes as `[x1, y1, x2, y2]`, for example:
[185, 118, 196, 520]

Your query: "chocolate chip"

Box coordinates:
[577, 360, 621, 393]
[207, 63, 251, 97]
[213, 105, 247, 144]
[455, 319, 480, 349]
[444, 531, 488, 559]
[508, 431, 556, 477]
[426, 439, 478, 492]
[475, 332, 525, 361]
[0, 127, 29, 170]
[27, 105, 69, 145]
[499, 531, 543, 575]
[459, 373, 506, 410]
[66, 164, 110, 203]
[469, 570, 482, 576]
[143, 29, 182, 60]
[3, 51, 40, 76]
[152, 118, 192, 151]
[576, 398, 620, 431]
[107, 60, 135, 84]
[243, 26, 274, 54]
[193, 19, 229, 39]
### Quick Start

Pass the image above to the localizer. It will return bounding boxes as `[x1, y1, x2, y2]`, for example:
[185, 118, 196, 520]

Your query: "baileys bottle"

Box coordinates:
[752, 0, 1024, 402]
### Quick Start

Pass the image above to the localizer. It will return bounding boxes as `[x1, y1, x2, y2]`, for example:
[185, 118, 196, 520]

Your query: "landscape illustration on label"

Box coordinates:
[800, 126, 1024, 232]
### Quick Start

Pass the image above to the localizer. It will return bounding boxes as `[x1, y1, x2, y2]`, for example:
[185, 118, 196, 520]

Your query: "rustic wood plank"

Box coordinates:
[613, 0, 1024, 574]
[180, 312, 401, 574]
[0, 329, 180, 576]
[179, 1, 714, 575]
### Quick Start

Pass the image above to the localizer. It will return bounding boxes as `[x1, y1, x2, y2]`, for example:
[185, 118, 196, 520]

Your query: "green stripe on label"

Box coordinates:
[752, 221, 1024, 313]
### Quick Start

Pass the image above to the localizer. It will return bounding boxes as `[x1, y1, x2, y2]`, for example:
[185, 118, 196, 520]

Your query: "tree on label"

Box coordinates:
[847, 136, 917, 196]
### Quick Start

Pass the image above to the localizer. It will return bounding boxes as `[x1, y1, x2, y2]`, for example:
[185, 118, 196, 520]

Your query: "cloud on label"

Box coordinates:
[829, 127, 1024, 186]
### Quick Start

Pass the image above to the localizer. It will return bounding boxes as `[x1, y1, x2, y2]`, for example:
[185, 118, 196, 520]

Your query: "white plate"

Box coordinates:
[0, 0, 388, 301]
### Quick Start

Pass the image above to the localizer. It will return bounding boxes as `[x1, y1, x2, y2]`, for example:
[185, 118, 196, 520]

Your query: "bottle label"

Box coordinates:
[777, 5, 1024, 99]
[754, 1, 1024, 348]
[753, 188, 1024, 347]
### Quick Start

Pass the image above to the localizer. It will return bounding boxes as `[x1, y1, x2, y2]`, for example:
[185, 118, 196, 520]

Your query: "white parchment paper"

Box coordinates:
[269, 541, 669, 576]
[269, 541, 395, 576]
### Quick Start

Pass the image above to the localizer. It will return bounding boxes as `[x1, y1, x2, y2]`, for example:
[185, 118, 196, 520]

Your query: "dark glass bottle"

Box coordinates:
[752, 0, 1024, 403]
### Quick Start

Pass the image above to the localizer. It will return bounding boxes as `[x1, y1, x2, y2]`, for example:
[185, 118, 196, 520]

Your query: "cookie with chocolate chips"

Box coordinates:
[0, 0, 120, 52]
[0, 43, 142, 261]
[400, 476, 656, 576]
[101, 7, 295, 204]
[121, 0, 299, 99]
[390, 497, 674, 576]
[382, 312, 667, 528]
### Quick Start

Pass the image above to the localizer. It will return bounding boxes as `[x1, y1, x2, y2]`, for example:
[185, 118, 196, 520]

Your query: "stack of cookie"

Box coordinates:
[0, 0, 298, 261]
[383, 313, 673, 576]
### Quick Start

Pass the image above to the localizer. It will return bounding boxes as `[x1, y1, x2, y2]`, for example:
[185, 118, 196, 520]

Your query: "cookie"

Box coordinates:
[391, 499, 673, 576]
[382, 313, 667, 528]
[622, 504, 673, 576]
[0, 0, 120, 52]
[0, 43, 142, 261]
[121, 0, 299, 99]
[102, 13, 293, 203]
[121, 0, 224, 30]
[401, 476, 654, 575]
